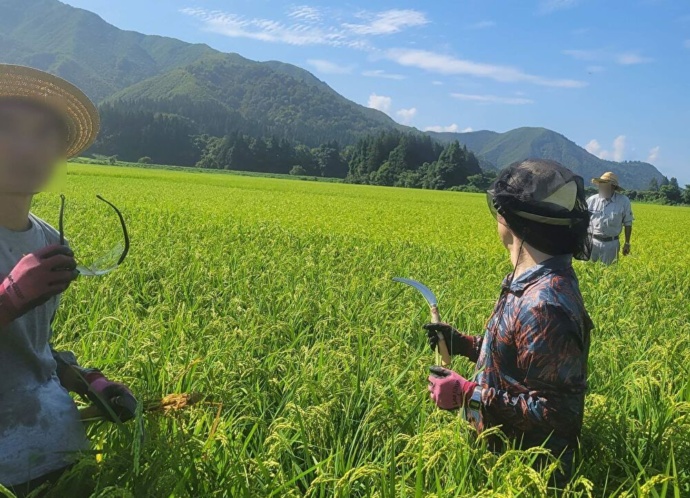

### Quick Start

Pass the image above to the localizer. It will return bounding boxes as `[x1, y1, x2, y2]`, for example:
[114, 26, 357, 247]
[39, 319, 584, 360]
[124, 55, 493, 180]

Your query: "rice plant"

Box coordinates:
[24, 164, 689, 497]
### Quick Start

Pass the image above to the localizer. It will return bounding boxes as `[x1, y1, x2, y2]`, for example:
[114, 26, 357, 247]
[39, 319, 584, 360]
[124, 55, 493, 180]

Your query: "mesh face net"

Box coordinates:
[487, 159, 592, 260]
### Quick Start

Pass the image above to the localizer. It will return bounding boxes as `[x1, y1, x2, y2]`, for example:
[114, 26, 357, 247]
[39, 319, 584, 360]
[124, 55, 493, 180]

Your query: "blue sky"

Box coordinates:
[63, 0, 690, 184]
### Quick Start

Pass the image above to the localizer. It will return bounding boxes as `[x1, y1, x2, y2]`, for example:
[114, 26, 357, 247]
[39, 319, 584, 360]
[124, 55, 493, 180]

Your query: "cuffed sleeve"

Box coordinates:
[622, 198, 634, 226]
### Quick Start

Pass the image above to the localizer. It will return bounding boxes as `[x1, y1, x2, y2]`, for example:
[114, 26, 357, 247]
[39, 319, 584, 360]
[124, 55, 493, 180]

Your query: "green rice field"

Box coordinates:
[21, 163, 690, 497]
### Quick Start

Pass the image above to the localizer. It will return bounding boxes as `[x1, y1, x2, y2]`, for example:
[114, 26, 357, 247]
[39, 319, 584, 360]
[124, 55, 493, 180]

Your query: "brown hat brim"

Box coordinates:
[0, 64, 99, 158]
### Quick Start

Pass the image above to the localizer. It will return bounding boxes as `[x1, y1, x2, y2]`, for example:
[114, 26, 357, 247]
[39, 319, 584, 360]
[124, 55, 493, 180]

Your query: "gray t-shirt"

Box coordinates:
[0, 214, 88, 487]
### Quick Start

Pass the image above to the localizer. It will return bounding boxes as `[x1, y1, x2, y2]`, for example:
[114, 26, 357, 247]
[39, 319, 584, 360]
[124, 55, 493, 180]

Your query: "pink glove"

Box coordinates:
[0, 245, 78, 327]
[428, 366, 478, 411]
[84, 371, 138, 423]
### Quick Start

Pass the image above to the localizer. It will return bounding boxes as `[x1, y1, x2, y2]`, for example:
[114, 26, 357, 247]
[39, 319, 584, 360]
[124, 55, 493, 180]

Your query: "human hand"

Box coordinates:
[622, 243, 631, 256]
[427, 366, 477, 411]
[423, 323, 476, 359]
[0, 245, 78, 325]
[85, 371, 138, 422]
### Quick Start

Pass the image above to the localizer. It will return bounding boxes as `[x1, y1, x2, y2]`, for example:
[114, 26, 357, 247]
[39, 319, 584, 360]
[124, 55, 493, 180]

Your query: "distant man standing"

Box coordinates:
[587, 172, 634, 264]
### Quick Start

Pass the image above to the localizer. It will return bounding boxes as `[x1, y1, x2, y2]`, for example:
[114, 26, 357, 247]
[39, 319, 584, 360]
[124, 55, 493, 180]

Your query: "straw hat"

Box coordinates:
[0, 64, 99, 158]
[592, 171, 623, 191]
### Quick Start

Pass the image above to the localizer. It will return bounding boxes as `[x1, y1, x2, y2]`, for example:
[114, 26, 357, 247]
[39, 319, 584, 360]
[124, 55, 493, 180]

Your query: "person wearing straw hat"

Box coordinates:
[425, 160, 593, 489]
[587, 172, 634, 265]
[0, 64, 136, 495]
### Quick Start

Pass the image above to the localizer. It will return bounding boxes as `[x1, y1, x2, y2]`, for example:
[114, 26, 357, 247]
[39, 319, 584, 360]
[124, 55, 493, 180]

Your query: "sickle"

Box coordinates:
[393, 277, 452, 367]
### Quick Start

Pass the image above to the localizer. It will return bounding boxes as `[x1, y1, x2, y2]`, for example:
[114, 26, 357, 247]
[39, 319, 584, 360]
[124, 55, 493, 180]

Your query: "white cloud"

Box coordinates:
[180, 7, 356, 47]
[368, 93, 392, 114]
[432, 81, 444, 86]
[611, 135, 627, 161]
[616, 52, 654, 65]
[467, 20, 496, 29]
[182, 6, 585, 91]
[362, 69, 406, 80]
[385, 48, 586, 88]
[586, 135, 627, 162]
[307, 59, 354, 74]
[538, 0, 581, 14]
[343, 9, 428, 35]
[396, 107, 417, 124]
[647, 146, 660, 163]
[563, 49, 653, 65]
[181, 6, 427, 49]
[585, 139, 603, 156]
[424, 124, 472, 133]
[587, 65, 605, 73]
[563, 49, 598, 61]
[684, 40, 690, 49]
[451, 93, 534, 105]
[288, 5, 321, 22]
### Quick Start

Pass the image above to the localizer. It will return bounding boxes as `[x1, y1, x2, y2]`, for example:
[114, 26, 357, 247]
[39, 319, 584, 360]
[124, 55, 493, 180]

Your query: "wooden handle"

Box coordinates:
[80, 405, 105, 422]
[430, 306, 452, 367]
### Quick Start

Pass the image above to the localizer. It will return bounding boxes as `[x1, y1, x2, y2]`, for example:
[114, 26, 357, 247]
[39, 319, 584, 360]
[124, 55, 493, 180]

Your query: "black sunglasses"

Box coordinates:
[58, 195, 130, 276]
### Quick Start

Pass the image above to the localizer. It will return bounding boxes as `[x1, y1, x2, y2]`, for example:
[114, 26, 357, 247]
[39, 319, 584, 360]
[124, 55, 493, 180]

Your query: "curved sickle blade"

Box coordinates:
[393, 277, 450, 366]
[393, 277, 438, 308]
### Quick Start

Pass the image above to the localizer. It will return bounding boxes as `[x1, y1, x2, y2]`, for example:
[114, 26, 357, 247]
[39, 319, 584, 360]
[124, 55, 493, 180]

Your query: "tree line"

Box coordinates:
[625, 177, 690, 206]
[92, 118, 485, 190]
[346, 131, 482, 189]
[89, 103, 688, 199]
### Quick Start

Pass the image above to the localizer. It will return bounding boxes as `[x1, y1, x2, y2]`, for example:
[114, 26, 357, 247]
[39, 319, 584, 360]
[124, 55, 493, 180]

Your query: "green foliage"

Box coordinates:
[191, 134, 348, 178]
[347, 131, 481, 189]
[29, 163, 689, 496]
[627, 183, 690, 206]
[466, 171, 498, 191]
[138, 156, 152, 164]
[289, 165, 307, 176]
[95, 52, 401, 150]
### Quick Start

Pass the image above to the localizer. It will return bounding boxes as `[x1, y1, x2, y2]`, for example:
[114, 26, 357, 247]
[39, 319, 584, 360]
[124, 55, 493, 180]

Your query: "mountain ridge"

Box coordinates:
[428, 127, 664, 189]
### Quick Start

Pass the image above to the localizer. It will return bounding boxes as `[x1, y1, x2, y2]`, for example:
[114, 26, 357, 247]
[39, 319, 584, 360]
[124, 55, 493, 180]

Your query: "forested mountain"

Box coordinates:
[347, 131, 482, 188]
[428, 127, 664, 190]
[0, 0, 667, 189]
[0, 0, 400, 150]
[0, 0, 216, 101]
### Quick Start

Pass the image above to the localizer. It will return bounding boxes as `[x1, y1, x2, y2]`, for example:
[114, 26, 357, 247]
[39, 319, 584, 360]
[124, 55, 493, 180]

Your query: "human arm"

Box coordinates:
[51, 347, 137, 422]
[476, 304, 588, 436]
[423, 323, 483, 362]
[622, 198, 633, 256]
[622, 226, 632, 255]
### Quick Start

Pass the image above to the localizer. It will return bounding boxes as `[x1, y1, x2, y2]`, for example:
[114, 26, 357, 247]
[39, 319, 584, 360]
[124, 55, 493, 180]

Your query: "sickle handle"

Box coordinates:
[430, 305, 452, 367]
[80, 404, 104, 422]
